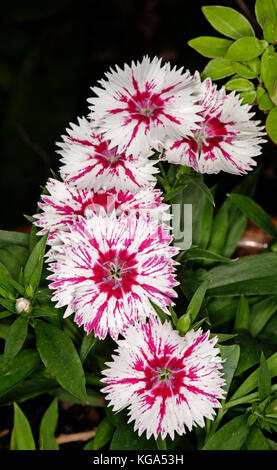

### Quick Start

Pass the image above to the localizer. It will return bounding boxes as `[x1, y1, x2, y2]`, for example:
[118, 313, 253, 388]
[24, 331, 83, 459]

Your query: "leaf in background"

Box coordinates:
[250, 296, 277, 337]
[23, 233, 48, 292]
[181, 248, 233, 264]
[245, 426, 270, 450]
[263, 18, 277, 42]
[0, 230, 29, 248]
[0, 245, 29, 280]
[49, 387, 103, 407]
[239, 90, 256, 105]
[225, 78, 255, 92]
[188, 36, 232, 58]
[261, 50, 277, 98]
[84, 417, 114, 450]
[228, 193, 277, 238]
[203, 253, 277, 296]
[234, 296, 249, 332]
[266, 106, 277, 145]
[259, 352, 271, 402]
[219, 344, 240, 396]
[202, 414, 249, 450]
[185, 280, 209, 322]
[0, 376, 58, 406]
[186, 174, 215, 206]
[0, 349, 40, 397]
[201, 58, 235, 80]
[4, 316, 28, 365]
[149, 300, 170, 324]
[232, 62, 259, 79]
[110, 420, 156, 450]
[234, 330, 274, 377]
[35, 321, 86, 402]
[255, 0, 277, 27]
[257, 87, 275, 110]
[39, 399, 59, 450]
[225, 37, 266, 61]
[207, 202, 228, 256]
[231, 351, 277, 400]
[202, 6, 255, 39]
[12, 403, 36, 450]
[80, 333, 98, 364]
[198, 186, 216, 249]
[0, 262, 16, 297]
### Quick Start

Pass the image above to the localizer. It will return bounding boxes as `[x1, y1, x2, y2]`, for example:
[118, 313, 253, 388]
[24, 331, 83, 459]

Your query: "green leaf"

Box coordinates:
[0, 262, 17, 297]
[225, 78, 255, 92]
[110, 420, 157, 450]
[234, 296, 249, 331]
[228, 194, 277, 238]
[198, 187, 215, 249]
[149, 300, 170, 324]
[4, 317, 28, 365]
[186, 174, 215, 206]
[219, 344, 240, 395]
[39, 399, 59, 450]
[85, 417, 114, 450]
[257, 87, 275, 110]
[35, 321, 86, 402]
[266, 106, 277, 144]
[0, 349, 40, 397]
[245, 426, 270, 450]
[49, 387, 103, 407]
[261, 50, 277, 97]
[201, 58, 235, 80]
[207, 203, 228, 256]
[23, 233, 48, 292]
[231, 351, 277, 400]
[263, 18, 277, 42]
[80, 333, 98, 363]
[185, 280, 209, 322]
[232, 62, 258, 79]
[240, 90, 256, 105]
[250, 296, 277, 336]
[202, 6, 255, 39]
[255, 0, 277, 27]
[0, 245, 29, 280]
[225, 37, 266, 61]
[202, 414, 249, 450]
[188, 36, 232, 58]
[203, 253, 277, 296]
[259, 352, 271, 401]
[0, 230, 29, 248]
[12, 403, 36, 450]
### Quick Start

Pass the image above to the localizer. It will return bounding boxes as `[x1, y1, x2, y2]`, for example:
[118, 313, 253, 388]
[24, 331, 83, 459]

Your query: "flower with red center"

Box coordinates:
[102, 317, 225, 440]
[58, 117, 158, 192]
[47, 209, 179, 340]
[88, 56, 203, 158]
[33, 178, 170, 247]
[163, 73, 266, 174]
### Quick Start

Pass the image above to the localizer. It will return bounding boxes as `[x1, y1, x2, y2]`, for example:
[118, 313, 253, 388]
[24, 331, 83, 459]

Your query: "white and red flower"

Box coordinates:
[58, 117, 158, 192]
[163, 73, 266, 174]
[102, 317, 225, 440]
[33, 178, 170, 246]
[88, 56, 203, 158]
[47, 210, 179, 340]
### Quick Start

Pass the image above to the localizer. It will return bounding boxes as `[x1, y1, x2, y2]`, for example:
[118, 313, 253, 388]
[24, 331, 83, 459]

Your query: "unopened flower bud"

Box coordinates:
[176, 313, 191, 334]
[16, 297, 31, 314]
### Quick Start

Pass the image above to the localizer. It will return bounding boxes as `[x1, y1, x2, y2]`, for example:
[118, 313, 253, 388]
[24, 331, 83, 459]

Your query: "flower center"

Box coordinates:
[103, 261, 123, 281]
[156, 367, 173, 382]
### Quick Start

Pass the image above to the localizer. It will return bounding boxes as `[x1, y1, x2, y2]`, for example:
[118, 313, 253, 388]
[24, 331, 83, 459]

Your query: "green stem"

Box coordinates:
[156, 434, 167, 450]
[158, 162, 171, 192]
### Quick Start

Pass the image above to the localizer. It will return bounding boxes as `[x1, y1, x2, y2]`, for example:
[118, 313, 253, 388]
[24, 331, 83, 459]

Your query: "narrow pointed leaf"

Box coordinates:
[4, 317, 28, 365]
[39, 399, 59, 450]
[12, 403, 36, 450]
[259, 352, 271, 402]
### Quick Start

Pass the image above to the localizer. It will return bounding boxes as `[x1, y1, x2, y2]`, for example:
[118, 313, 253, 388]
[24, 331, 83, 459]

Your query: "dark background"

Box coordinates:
[1, 0, 276, 230]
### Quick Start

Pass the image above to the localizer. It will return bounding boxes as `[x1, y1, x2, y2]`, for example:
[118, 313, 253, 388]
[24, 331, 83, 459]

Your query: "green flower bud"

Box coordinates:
[176, 313, 191, 334]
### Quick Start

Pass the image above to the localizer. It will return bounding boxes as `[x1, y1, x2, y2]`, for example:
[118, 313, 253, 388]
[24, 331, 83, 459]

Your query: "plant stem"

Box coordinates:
[158, 162, 171, 192]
